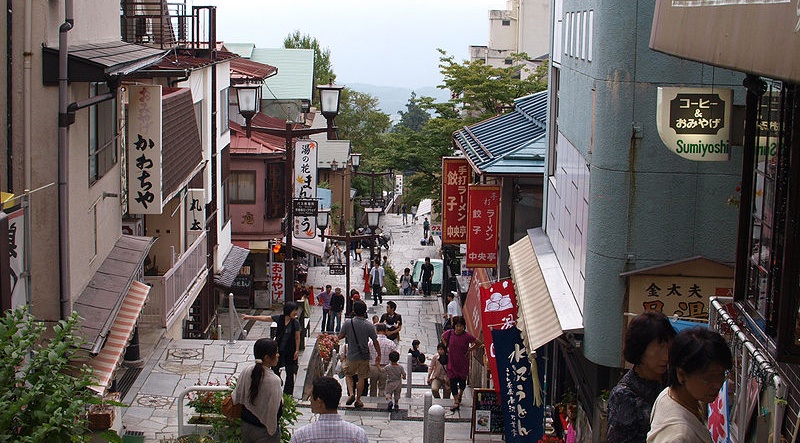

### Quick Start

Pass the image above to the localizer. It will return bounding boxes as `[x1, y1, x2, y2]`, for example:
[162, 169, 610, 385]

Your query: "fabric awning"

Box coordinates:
[88, 280, 150, 395]
[283, 236, 325, 258]
[214, 245, 250, 288]
[508, 228, 583, 351]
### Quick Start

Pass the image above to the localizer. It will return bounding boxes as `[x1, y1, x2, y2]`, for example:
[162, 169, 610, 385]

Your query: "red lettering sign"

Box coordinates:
[466, 185, 501, 268]
[441, 157, 470, 244]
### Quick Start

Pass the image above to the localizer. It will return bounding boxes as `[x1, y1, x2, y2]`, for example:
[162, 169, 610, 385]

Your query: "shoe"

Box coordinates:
[450, 403, 460, 412]
[373, 302, 378, 306]
[387, 401, 393, 411]
[346, 396, 355, 406]
[394, 403, 399, 411]
[354, 401, 364, 409]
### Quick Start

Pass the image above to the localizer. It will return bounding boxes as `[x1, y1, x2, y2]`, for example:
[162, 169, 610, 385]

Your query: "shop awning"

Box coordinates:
[508, 228, 583, 351]
[88, 280, 150, 395]
[42, 41, 167, 84]
[214, 245, 251, 288]
[283, 236, 325, 258]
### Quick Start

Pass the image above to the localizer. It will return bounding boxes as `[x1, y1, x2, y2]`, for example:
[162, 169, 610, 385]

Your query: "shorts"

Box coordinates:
[450, 377, 467, 396]
[344, 359, 370, 379]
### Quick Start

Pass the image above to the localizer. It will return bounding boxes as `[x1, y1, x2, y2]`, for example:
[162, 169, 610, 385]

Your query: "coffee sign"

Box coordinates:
[656, 87, 733, 161]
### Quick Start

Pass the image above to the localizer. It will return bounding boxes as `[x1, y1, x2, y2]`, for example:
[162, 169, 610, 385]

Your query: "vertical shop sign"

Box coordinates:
[480, 279, 518, 394]
[463, 268, 490, 336]
[442, 157, 470, 244]
[466, 185, 501, 268]
[127, 85, 163, 214]
[492, 327, 544, 442]
[7, 208, 25, 309]
[186, 189, 205, 237]
[293, 140, 317, 239]
[271, 261, 285, 304]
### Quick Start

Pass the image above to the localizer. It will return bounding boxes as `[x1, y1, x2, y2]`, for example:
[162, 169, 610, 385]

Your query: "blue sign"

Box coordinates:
[491, 327, 544, 442]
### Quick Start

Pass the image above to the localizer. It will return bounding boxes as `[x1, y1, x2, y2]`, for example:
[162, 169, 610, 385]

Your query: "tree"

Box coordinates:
[283, 31, 336, 104]
[394, 92, 429, 133]
[0, 308, 107, 442]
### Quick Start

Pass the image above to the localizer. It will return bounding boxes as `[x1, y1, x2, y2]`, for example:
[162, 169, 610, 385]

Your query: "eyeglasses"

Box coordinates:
[700, 369, 730, 386]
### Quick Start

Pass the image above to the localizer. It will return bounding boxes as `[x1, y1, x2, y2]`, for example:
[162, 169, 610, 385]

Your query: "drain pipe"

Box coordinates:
[24, 0, 32, 191]
[57, 0, 73, 319]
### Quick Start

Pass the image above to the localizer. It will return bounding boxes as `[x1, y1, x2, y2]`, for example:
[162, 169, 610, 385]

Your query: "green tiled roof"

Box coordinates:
[250, 48, 314, 101]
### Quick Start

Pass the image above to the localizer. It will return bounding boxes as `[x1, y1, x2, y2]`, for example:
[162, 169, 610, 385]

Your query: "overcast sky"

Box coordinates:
[193, 0, 509, 89]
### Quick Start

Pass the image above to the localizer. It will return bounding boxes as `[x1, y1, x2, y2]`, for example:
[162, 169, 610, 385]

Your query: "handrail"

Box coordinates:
[176, 385, 232, 436]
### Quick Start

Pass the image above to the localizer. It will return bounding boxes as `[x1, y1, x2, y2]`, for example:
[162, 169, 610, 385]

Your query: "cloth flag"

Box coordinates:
[480, 278, 518, 394]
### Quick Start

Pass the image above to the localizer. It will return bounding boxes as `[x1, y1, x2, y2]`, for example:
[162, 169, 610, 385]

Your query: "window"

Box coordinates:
[547, 68, 560, 177]
[737, 79, 800, 362]
[228, 171, 256, 204]
[219, 88, 229, 133]
[502, 19, 511, 26]
[89, 82, 118, 184]
[504, 58, 513, 65]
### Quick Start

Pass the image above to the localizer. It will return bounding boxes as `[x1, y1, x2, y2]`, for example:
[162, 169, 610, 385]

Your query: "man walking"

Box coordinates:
[317, 285, 333, 333]
[369, 259, 385, 306]
[401, 203, 408, 225]
[368, 323, 397, 397]
[423, 217, 430, 239]
[421, 256, 435, 297]
[289, 376, 368, 443]
[338, 301, 380, 409]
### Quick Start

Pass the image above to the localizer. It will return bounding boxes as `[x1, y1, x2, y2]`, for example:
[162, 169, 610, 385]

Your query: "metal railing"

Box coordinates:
[120, 1, 217, 51]
[176, 385, 232, 437]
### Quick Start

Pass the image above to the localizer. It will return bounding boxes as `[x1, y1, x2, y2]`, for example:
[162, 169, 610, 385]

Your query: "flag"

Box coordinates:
[708, 381, 730, 443]
[480, 278, 517, 394]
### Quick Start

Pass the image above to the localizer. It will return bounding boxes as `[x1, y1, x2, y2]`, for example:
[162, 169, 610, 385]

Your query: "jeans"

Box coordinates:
[402, 286, 411, 295]
[422, 280, 432, 296]
[372, 284, 383, 304]
[328, 310, 342, 332]
[321, 309, 330, 332]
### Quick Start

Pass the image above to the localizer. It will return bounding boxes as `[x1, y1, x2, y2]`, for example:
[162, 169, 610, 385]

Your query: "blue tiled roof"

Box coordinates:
[453, 91, 547, 175]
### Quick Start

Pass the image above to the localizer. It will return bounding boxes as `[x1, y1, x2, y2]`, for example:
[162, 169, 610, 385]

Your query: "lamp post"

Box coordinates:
[235, 80, 344, 297]
[353, 170, 394, 261]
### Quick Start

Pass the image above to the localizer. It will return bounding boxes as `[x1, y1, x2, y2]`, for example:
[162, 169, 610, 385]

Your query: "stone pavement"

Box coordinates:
[120, 213, 503, 442]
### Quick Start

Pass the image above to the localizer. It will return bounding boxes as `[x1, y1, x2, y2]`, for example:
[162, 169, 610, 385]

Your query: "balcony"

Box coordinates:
[142, 231, 208, 330]
[120, 1, 217, 51]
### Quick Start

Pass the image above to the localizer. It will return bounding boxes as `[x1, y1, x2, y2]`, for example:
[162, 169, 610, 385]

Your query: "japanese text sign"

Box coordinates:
[466, 185, 500, 268]
[480, 279, 518, 394]
[492, 327, 544, 442]
[271, 261, 285, 304]
[7, 207, 26, 310]
[628, 275, 733, 319]
[656, 87, 732, 161]
[463, 268, 491, 337]
[442, 157, 470, 244]
[186, 189, 205, 235]
[127, 84, 163, 214]
[293, 140, 318, 239]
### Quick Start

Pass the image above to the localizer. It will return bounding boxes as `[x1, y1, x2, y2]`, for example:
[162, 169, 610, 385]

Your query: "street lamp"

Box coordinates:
[235, 81, 343, 299]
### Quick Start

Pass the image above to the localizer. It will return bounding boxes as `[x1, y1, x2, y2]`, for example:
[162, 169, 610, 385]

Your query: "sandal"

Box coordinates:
[346, 395, 355, 406]
[354, 401, 364, 409]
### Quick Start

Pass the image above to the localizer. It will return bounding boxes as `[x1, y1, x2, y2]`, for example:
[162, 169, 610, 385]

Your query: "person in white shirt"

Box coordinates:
[368, 323, 397, 397]
[369, 259, 385, 306]
[444, 291, 461, 330]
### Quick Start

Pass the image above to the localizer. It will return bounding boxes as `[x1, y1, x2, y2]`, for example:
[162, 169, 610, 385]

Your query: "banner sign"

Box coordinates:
[492, 327, 544, 442]
[442, 157, 470, 244]
[656, 87, 732, 161]
[708, 380, 730, 443]
[270, 261, 286, 304]
[127, 84, 163, 214]
[8, 207, 26, 309]
[186, 189, 205, 234]
[293, 140, 318, 238]
[466, 185, 501, 268]
[628, 274, 733, 320]
[463, 268, 490, 337]
[480, 279, 518, 394]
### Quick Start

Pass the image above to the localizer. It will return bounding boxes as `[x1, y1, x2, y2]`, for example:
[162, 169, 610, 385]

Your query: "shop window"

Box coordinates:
[89, 82, 118, 184]
[228, 171, 256, 204]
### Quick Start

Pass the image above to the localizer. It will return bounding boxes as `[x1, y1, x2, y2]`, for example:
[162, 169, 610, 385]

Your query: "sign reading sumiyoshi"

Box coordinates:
[656, 87, 732, 161]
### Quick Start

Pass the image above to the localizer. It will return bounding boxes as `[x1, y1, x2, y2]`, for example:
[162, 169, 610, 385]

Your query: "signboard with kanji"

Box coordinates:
[186, 189, 205, 237]
[270, 261, 285, 304]
[293, 140, 318, 239]
[466, 185, 501, 268]
[294, 198, 318, 217]
[328, 264, 346, 275]
[656, 87, 732, 161]
[127, 84, 163, 214]
[628, 275, 733, 319]
[441, 157, 470, 244]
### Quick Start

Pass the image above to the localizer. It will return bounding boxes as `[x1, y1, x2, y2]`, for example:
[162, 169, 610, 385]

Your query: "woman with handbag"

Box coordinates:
[232, 338, 283, 443]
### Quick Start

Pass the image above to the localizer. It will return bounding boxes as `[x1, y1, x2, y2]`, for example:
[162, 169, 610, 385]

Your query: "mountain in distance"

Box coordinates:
[347, 83, 451, 122]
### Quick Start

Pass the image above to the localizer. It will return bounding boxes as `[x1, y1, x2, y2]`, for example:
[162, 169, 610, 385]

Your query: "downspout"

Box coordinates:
[57, 0, 73, 319]
[24, 0, 31, 191]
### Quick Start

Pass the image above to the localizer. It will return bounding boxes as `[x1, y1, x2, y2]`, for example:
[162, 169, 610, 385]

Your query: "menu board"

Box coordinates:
[472, 388, 504, 437]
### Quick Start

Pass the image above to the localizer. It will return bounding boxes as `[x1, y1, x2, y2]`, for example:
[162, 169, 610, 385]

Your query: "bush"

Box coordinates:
[384, 266, 398, 294]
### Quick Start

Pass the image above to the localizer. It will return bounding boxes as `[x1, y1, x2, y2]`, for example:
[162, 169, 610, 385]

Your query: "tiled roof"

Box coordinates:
[42, 41, 168, 83]
[229, 121, 285, 155]
[453, 91, 548, 175]
[230, 58, 277, 81]
[161, 88, 204, 199]
[249, 48, 314, 100]
[214, 245, 250, 288]
[148, 50, 239, 71]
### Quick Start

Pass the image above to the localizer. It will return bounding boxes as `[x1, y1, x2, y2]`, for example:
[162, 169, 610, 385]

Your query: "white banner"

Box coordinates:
[293, 140, 318, 238]
[186, 188, 205, 238]
[8, 207, 26, 309]
[127, 84, 163, 214]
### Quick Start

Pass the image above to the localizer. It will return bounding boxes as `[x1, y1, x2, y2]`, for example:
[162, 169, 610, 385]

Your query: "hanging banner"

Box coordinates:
[466, 185, 501, 268]
[270, 261, 286, 304]
[492, 327, 544, 442]
[656, 87, 732, 161]
[8, 207, 26, 309]
[463, 268, 491, 337]
[480, 279, 518, 394]
[293, 140, 318, 239]
[127, 84, 163, 214]
[441, 157, 470, 244]
[186, 189, 205, 237]
[708, 380, 730, 443]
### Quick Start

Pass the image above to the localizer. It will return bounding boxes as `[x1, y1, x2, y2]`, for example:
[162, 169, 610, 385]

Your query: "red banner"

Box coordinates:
[480, 279, 518, 394]
[462, 268, 490, 337]
[466, 185, 501, 268]
[441, 157, 470, 244]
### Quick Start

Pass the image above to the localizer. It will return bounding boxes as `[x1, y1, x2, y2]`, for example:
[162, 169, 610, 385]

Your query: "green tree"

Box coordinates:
[283, 31, 336, 103]
[0, 308, 108, 442]
[394, 92, 430, 133]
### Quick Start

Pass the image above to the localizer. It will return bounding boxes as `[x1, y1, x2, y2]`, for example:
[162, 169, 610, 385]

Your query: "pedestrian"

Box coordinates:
[427, 342, 450, 399]
[242, 301, 301, 396]
[607, 311, 676, 443]
[408, 339, 427, 372]
[647, 327, 732, 443]
[426, 235, 435, 246]
[382, 351, 406, 411]
[399, 267, 413, 296]
[401, 203, 408, 224]
[362, 261, 372, 302]
[289, 376, 368, 443]
[382, 255, 388, 269]
[232, 338, 283, 443]
[443, 291, 461, 330]
[441, 316, 482, 411]
[380, 301, 403, 342]
[420, 257, 435, 297]
[337, 300, 381, 409]
[317, 285, 333, 333]
[330, 287, 345, 332]
[369, 323, 397, 398]
[423, 217, 430, 238]
[369, 259, 385, 306]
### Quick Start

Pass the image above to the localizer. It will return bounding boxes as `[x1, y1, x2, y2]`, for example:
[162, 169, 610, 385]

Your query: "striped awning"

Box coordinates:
[88, 280, 150, 394]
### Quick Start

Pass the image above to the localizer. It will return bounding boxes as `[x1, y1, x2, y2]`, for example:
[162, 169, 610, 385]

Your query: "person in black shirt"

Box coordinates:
[420, 257, 435, 297]
[330, 287, 345, 332]
[242, 301, 302, 396]
[379, 301, 403, 342]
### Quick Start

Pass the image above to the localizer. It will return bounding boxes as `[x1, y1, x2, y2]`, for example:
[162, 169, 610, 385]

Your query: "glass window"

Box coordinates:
[89, 83, 118, 184]
[228, 171, 256, 204]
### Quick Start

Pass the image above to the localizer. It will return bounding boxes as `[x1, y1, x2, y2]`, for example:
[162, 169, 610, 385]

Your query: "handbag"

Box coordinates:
[221, 394, 242, 420]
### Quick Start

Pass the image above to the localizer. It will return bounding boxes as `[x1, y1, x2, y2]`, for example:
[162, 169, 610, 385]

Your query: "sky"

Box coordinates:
[193, 0, 509, 89]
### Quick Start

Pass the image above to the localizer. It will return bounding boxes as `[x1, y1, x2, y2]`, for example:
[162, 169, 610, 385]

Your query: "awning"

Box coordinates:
[508, 228, 583, 351]
[415, 199, 432, 218]
[283, 236, 325, 258]
[74, 235, 155, 354]
[42, 41, 167, 84]
[214, 245, 250, 288]
[88, 280, 150, 395]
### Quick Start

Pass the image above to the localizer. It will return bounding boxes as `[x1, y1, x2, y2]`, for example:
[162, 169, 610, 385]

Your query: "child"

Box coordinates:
[381, 350, 406, 411]
[408, 339, 428, 372]
[427, 342, 450, 399]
